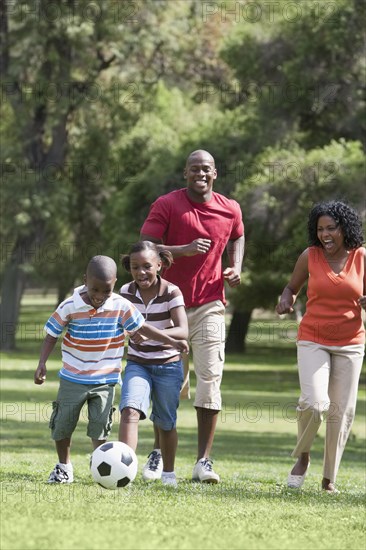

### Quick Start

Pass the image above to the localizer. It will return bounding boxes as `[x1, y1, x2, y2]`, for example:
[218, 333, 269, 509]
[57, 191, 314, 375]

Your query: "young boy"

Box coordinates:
[34, 255, 187, 483]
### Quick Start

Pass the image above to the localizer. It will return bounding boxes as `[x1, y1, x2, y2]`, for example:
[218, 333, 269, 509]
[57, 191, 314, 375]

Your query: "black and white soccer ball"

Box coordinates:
[90, 441, 138, 489]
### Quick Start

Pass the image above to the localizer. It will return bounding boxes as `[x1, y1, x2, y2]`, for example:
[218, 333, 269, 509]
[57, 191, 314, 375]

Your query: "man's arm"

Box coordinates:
[223, 235, 245, 288]
[140, 233, 212, 259]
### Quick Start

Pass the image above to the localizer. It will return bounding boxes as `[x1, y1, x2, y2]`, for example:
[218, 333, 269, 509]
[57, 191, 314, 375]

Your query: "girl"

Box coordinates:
[118, 241, 188, 487]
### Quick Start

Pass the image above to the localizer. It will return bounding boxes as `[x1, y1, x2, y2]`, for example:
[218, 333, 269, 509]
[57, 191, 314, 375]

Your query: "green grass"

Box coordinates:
[1, 295, 365, 550]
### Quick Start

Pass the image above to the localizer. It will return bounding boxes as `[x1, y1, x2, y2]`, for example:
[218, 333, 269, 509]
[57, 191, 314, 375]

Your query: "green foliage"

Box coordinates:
[2, 0, 365, 348]
[229, 139, 365, 311]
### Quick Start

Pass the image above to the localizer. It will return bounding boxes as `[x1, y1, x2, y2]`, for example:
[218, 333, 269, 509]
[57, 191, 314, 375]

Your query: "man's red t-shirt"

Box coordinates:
[141, 188, 244, 308]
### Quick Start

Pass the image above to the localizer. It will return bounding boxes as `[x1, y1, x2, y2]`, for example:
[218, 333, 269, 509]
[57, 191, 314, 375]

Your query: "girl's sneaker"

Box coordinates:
[142, 449, 163, 481]
[161, 472, 178, 488]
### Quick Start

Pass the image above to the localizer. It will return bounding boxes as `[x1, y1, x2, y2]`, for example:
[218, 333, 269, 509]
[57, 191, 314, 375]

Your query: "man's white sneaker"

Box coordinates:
[47, 464, 74, 484]
[161, 472, 178, 488]
[142, 449, 163, 481]
[192, 458, 220, 483]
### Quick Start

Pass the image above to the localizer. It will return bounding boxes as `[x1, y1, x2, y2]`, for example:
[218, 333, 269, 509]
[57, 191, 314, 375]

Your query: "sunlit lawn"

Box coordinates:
[0, 294, 365, 549]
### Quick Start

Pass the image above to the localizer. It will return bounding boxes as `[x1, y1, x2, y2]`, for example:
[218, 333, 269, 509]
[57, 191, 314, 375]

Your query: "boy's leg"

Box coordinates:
[86, 383, 115, 444]
[49, 379, 88, 481]
[55, 437, 72, 463]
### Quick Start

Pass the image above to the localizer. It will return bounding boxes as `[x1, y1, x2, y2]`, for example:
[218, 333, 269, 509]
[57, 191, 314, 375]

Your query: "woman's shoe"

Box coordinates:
[322, 479, 339, 494]
[287, 463, 310, 489]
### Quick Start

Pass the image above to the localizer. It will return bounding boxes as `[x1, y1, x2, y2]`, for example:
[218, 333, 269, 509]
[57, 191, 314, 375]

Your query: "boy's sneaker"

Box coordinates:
[161, 472, 178, 488]
[142, 449, 163, 481]
[192, 458, 220, 483]
[47, 464, 74, 484]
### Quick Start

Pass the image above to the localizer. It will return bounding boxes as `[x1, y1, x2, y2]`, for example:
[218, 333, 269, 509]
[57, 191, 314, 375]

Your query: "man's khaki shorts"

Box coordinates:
[180, 300, 225, 410]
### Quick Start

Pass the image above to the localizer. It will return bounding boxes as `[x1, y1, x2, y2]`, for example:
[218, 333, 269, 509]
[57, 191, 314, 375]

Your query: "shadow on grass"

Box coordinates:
[2, 417, 365, 468]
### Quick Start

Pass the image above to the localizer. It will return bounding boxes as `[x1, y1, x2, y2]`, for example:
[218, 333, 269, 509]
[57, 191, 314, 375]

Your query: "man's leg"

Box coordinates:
[189, 301, 225, 483]
[196, 407, 218, 461]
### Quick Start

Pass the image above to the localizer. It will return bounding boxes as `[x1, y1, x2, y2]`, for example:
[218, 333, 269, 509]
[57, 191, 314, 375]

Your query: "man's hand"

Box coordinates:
[223, 267, 241, 287]
[185, 239, 212, 256]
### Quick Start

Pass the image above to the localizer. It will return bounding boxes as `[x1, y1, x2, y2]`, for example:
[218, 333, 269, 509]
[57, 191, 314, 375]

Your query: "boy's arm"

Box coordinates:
[34, 334, 58, 385]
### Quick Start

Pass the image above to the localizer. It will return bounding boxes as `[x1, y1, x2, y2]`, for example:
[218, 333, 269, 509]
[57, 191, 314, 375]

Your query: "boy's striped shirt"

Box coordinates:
[45, 286, 145, 384]
[119, 277, 185, 364]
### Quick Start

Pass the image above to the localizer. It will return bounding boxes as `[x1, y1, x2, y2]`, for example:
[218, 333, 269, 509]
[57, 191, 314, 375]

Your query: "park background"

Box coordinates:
[0, 1, 365, 549]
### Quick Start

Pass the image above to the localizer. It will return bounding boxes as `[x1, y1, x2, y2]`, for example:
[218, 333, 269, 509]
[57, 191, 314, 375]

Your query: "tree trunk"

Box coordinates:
[225, 309, 253, 353]
[0, 241, 27, 350]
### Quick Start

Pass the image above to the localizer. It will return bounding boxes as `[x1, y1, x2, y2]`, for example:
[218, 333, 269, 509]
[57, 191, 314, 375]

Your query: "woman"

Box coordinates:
[276, 200, 365, 493]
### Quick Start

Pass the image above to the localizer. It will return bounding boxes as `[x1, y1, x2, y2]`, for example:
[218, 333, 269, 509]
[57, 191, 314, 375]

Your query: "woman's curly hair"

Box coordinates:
[308, 200, 364, 249]
[121, 241, 173, 272]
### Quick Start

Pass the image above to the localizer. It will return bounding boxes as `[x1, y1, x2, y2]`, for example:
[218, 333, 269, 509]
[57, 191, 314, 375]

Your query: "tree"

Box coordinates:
[217, 0, 366, 351]
[0, 0, 133, 348]
[225, 139, 365, 352]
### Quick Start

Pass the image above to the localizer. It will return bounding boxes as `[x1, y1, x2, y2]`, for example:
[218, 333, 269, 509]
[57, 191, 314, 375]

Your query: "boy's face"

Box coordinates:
[83, 274, 116, 309]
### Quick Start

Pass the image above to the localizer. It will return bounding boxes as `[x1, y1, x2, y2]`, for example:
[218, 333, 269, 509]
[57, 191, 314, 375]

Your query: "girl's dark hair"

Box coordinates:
[308, 200, 364, 249]
[121, 241, 173, 272]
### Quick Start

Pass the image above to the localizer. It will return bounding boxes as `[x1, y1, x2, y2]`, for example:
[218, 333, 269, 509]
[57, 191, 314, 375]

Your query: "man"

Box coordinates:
[140, 149, 245, 483]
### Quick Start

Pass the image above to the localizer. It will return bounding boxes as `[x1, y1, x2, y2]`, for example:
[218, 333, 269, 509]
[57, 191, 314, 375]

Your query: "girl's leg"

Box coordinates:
[119, 361, 153, 452]
[159, 427, 178, 473]
[119, 407, 140, 451]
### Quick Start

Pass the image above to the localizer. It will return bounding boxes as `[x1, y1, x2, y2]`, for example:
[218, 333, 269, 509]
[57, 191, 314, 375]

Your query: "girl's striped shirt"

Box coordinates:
[45, 286, 145, 384]
[119, 277, 185, 364]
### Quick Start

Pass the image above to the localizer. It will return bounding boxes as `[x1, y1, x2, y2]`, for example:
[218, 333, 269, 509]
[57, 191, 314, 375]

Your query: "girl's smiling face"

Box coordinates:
[129, 249, 161, 290]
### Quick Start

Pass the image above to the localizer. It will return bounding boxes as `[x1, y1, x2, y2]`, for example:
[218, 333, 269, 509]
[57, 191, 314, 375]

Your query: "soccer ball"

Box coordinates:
[90, 441, 138, 489]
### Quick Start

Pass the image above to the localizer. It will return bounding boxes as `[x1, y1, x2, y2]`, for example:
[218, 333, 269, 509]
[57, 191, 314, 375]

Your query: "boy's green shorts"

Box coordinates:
[49, 378, 116, 440]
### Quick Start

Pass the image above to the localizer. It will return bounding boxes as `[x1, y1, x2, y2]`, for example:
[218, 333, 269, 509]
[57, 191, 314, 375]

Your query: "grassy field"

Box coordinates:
[0, 295, 365, 550]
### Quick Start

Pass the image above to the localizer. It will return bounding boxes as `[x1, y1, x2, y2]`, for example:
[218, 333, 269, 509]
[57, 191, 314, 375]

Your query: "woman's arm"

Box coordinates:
[276, 249, 309, 315]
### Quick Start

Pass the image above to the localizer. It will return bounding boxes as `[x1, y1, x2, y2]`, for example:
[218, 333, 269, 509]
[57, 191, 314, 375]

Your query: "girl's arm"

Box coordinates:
[276, 249, 309, 315]
[162, 305, 188, 340]
[135, 321, 188, 353]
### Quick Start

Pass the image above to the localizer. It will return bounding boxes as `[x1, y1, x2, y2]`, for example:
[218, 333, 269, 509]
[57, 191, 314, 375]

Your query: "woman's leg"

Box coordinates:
[290, 341, 332, 475]
[322, 344, 364, 486]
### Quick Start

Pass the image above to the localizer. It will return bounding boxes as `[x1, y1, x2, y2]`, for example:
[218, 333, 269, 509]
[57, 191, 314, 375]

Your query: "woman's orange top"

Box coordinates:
[298, 246, 365, 345]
